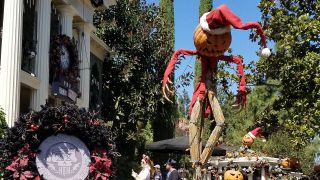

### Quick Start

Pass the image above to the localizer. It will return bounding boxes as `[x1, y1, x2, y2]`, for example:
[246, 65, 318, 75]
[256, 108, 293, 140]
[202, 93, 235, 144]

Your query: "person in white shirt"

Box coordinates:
[132, 155, 154, 180]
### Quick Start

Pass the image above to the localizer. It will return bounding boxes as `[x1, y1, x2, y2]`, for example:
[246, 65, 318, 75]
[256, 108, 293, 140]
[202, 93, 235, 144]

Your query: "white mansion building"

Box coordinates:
[0, 0, 115, 127]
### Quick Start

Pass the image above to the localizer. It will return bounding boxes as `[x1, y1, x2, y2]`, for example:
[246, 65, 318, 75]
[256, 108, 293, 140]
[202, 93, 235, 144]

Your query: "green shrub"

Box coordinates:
[0, 108, 6, 138]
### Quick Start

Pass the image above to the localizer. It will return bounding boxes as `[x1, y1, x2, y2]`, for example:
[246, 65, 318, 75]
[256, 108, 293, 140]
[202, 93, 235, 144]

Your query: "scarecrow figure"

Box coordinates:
[162, 4, 270, 167]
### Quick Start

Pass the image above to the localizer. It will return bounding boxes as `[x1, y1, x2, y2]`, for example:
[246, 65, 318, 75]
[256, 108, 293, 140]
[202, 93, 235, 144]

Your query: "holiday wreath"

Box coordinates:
[49, 34, 80, 95]
[0, 104, 119, 180]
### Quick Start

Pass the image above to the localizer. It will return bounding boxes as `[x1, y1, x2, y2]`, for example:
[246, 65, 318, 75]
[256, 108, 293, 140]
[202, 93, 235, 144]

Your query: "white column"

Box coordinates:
[75, 23, 93, 109]
[0, 0, 24, 127]
[57, 5, 75, 37]
[31, 0, 52, 111]
[248, 173, 253, 180]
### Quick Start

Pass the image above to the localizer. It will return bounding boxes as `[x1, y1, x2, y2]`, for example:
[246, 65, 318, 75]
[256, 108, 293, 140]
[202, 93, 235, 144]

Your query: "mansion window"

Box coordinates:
[50, 3, 59, 39]
[89, 53, 103, 111]
[21, 0, 38, 74]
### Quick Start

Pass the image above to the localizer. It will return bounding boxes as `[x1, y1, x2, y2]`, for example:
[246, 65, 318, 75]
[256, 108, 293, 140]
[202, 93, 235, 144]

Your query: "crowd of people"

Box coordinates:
[131, 154, 181, 180]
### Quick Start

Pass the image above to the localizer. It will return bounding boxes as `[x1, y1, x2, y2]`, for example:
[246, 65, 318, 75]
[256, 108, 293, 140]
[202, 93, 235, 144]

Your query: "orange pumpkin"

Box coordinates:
[281, 158, 290, 168]
[224, 170, 243, 180]
[242, 134, 254, 146]
[193, 25, 231, 57]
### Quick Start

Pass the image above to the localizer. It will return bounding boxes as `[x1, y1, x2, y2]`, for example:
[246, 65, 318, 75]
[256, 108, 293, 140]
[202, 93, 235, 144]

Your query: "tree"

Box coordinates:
[194, 0, 212, 86]
[151, 0, 177, 169]
[177, 89, 190, 118]
[222, 81, 278, 147]
[220, 0, 320, 175]
[221, 81, 319, 174]
[94, 0, 176, 178]
[256, 0, 320, 147]
[159, 0, 174, 50]
[152, 0, 176, 142]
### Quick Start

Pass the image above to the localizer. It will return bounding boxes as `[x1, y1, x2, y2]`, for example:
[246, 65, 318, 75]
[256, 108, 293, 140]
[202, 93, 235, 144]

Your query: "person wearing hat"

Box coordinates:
[165, 159, 180, 180]
[154, 164, 162, 180]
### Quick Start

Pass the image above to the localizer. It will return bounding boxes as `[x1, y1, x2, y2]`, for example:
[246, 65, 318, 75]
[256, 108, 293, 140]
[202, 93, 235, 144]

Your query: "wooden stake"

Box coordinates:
[200, 72, 225, 165]
[189, 97, 203, 163]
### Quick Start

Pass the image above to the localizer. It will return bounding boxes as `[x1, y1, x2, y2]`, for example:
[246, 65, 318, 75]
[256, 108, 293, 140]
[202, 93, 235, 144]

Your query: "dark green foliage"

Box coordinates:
[160, 0, 174, 50]
[256, 0, 320, 146]
[222, 81, 318, 174]
[0, 104, 118, 179]
[0, 108, 6, 138]
[152, 0, 176, 167]
[199, 0, 212, 16]
[222, 83, 278, 146]
[94, 0, 176, 178]
[194, 0, 212, 87]
[177, 89, 190, 118]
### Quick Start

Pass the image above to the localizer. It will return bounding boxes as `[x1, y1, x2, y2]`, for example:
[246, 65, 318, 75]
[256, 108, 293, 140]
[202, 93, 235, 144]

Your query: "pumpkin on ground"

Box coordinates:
[281, 158, 290, 168]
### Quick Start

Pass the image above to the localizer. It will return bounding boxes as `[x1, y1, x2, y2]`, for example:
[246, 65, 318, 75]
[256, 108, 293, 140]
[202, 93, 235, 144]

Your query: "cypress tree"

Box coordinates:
[194, 0, 212, 87]
[152, 0, 175, 143]
[152, 0, 176, 166]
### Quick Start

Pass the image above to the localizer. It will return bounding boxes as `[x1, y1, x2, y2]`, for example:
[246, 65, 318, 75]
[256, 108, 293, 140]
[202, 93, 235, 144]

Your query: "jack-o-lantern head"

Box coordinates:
[194, 25, 231, 57]
[242, 134, 254, 146]
[224, 170, 243, 180]
[197, 4, 271, 58]
[281, 158, 290, 168]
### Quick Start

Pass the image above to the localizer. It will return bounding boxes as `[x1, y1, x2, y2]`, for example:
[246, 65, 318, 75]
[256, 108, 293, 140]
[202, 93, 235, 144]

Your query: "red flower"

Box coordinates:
[63, 114, 69, 123]
[89, 119, 101, 126]
[6, 144, 39, 179]
[19, 157, 29, 167]
[30, 124, 39, 131]
[5, 158, 18, 171]
[89, 149, 113, 179]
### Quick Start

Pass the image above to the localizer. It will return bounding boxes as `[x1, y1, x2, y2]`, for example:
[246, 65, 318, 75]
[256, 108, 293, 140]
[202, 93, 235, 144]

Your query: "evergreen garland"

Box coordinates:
[0, 104, 119, 179]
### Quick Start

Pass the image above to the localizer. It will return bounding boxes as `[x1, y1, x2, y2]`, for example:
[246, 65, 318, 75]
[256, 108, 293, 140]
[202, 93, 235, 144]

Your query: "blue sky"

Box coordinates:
[147, 0, 267, 98]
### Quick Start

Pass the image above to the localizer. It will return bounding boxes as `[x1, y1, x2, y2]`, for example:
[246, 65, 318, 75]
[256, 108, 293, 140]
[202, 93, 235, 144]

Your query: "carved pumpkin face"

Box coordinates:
[224, 170, 243, 180]
[194, 25, 231, 57]
[281, 158, 290, 168]
[242, 135, 254, 146]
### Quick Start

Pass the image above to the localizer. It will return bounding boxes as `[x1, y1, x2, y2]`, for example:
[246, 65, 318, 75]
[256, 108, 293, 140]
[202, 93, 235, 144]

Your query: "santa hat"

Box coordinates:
[200, 4, 271, 58]
[247, 127, 261, 139]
